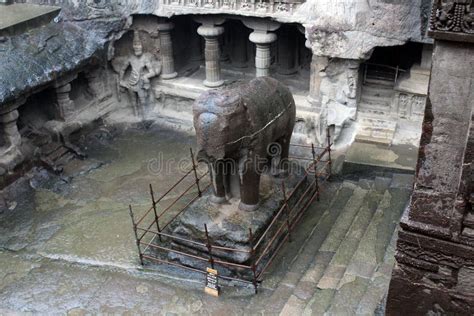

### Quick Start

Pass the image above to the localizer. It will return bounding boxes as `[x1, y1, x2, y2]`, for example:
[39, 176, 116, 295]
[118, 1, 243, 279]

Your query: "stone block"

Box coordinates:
[408, 190, 456, 229]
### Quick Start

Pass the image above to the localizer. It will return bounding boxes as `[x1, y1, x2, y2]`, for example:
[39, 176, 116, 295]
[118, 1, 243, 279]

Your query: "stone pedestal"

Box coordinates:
[197, 24, 225, 88]
[157, 21, 178, 80]
[166, 167, 313, 278]
[243, 19, 280, 78]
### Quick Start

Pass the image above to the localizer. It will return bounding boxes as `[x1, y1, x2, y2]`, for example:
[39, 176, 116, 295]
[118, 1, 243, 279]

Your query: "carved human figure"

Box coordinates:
[115, 31, 162, 117]
[193, 77, 296, 211]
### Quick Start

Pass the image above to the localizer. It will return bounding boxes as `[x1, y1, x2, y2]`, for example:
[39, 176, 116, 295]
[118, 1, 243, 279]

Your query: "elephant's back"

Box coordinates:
[239, 77, 295, 130]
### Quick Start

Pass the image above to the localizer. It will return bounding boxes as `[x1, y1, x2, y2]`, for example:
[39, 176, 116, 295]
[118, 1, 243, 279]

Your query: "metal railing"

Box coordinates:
[128, 129, 333, 293]
[363, 62, 407, 86]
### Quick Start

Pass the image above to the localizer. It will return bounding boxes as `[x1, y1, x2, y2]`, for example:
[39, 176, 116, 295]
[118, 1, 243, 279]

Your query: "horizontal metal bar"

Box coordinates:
[138, 217, 157, 241]
[155, 168, 194, 203]
[213, 259, 252, 270]
[157, 180, 200, 219]
[140, 240, 209, 262]
[161, 183, 212, 231]
[135, 205, 155, 226]
[142, 255, 256, 286]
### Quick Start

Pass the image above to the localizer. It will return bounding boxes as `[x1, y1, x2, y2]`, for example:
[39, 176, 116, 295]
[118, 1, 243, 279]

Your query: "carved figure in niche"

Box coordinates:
[113, 30, 162, 117]
[193, 77, 296, 211]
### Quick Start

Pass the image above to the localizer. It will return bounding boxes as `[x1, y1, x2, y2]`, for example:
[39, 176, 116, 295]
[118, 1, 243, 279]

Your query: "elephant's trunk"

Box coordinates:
[195, 112, 226, 161]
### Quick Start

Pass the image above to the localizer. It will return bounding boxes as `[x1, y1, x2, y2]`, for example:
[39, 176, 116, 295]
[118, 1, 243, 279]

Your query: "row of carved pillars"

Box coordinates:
[155, 17, 325, 109]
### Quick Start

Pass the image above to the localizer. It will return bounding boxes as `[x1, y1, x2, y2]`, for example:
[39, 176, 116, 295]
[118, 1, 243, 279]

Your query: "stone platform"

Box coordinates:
[166, 167, 314, 274]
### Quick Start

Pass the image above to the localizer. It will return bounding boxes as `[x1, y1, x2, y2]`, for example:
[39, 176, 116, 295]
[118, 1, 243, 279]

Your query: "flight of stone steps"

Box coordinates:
[245, 173, 413, 315]
[356, 80, 397, 145]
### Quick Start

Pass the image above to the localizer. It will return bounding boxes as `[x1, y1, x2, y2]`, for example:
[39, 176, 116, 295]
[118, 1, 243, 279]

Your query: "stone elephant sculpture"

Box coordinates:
[193, 77, 296, 211]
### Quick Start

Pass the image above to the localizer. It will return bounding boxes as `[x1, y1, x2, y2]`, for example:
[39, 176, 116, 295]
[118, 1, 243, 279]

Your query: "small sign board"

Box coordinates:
[204, 267, 219, 297]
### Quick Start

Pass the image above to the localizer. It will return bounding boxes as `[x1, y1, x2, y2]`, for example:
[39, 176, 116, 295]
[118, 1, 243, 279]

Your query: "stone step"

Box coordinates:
[253, 181, 353, 314]
[310, 190, 383, 315]
[357, 107, 392, 117]
[364, 78, 394, 87]
[326, 191, 392, 315]
[360, 94, 392, 107]
[356, 227, 399, 316]
[332, 186, 411, 315]
[295, 187, 369, 315]
[317, 189, 381, 290]
[362, 84, 394, 97]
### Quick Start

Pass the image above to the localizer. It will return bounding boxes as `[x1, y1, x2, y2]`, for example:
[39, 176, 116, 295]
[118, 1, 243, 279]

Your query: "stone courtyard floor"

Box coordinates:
[0, 122, 413, 315]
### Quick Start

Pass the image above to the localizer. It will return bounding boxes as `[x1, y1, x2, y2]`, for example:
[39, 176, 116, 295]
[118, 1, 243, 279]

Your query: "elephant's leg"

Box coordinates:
[273, 135, 291, 177]
[223, 159, 233, 199]
[210, 161, 227, 204]
[239, 154, 261, 211]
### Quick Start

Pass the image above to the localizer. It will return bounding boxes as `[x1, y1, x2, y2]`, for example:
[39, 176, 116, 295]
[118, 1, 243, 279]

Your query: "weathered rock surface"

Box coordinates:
[0, 19, 123, 106]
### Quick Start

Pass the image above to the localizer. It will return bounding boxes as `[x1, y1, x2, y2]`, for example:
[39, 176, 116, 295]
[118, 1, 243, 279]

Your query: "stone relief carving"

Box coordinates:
[430, 0, 474, 40]
[112, 31, 162, 117]
[398, 93, 426, 121]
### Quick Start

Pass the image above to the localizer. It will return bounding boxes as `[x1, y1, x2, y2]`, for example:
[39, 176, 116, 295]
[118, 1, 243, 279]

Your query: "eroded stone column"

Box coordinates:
[243, 19, 280, 77]
[157, 21, 177, 80]
[54, 82, 75, 121]
[197, 23, 225, 88]
[308, 55, 329, 107]
[0, 98, 25, 173]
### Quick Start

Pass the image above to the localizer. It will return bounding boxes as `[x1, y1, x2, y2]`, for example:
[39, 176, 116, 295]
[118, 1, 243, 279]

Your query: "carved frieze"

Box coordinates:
[429, 0, 474, 42]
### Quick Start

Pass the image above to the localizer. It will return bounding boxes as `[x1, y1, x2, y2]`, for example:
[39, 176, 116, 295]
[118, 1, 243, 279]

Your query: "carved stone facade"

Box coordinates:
[429, 0, 474, 42]
[386, 1, 474, 311]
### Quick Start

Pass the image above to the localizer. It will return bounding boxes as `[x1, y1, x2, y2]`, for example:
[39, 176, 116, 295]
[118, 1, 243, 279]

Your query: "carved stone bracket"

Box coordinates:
[429, 0, 474, 42]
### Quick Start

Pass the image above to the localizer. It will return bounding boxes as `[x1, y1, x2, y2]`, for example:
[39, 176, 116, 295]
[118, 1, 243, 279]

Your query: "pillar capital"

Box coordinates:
[157, 21, 174, 32]
[194, 16, 226, 28]
[197, 25, 224, 38]
[249, 31, 277, 45]
[242, 18, 280, 33]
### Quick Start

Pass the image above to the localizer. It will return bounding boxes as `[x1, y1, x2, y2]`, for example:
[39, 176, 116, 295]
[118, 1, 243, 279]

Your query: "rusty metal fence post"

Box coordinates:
[204, 224, 215, 269]
[149, 184, 162, 242]
[326, 127, 332, 178]
[129, 205, 144, 265]
[281, 182, 292, 243]
[311, 143, 320, 201]
[249, 228, 258, 294]
[190, 148, 202, 197]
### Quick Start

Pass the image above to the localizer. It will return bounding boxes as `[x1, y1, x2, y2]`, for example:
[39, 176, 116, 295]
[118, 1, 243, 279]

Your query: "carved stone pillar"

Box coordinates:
[157, 21, 178, 79]
[243, 19, 280, 77]
[54, 80, 75, 121]
[196, 18, 225, 88]
[0, 98, 25, 173]
[308, 55, 329, 107]
[386, 1, 474, 314]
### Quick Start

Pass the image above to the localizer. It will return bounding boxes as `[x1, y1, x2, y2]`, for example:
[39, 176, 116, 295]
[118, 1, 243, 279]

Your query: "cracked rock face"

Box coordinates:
[0, 19, 123, 106]
[298, 0, 427, 59]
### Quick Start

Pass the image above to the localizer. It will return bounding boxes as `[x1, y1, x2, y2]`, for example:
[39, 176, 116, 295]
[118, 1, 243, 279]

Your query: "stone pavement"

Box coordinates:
[0, 122, 413, 314]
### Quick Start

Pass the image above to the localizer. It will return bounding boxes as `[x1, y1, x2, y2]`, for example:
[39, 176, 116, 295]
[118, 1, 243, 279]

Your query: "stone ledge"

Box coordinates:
[0, 3, 60, 36]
